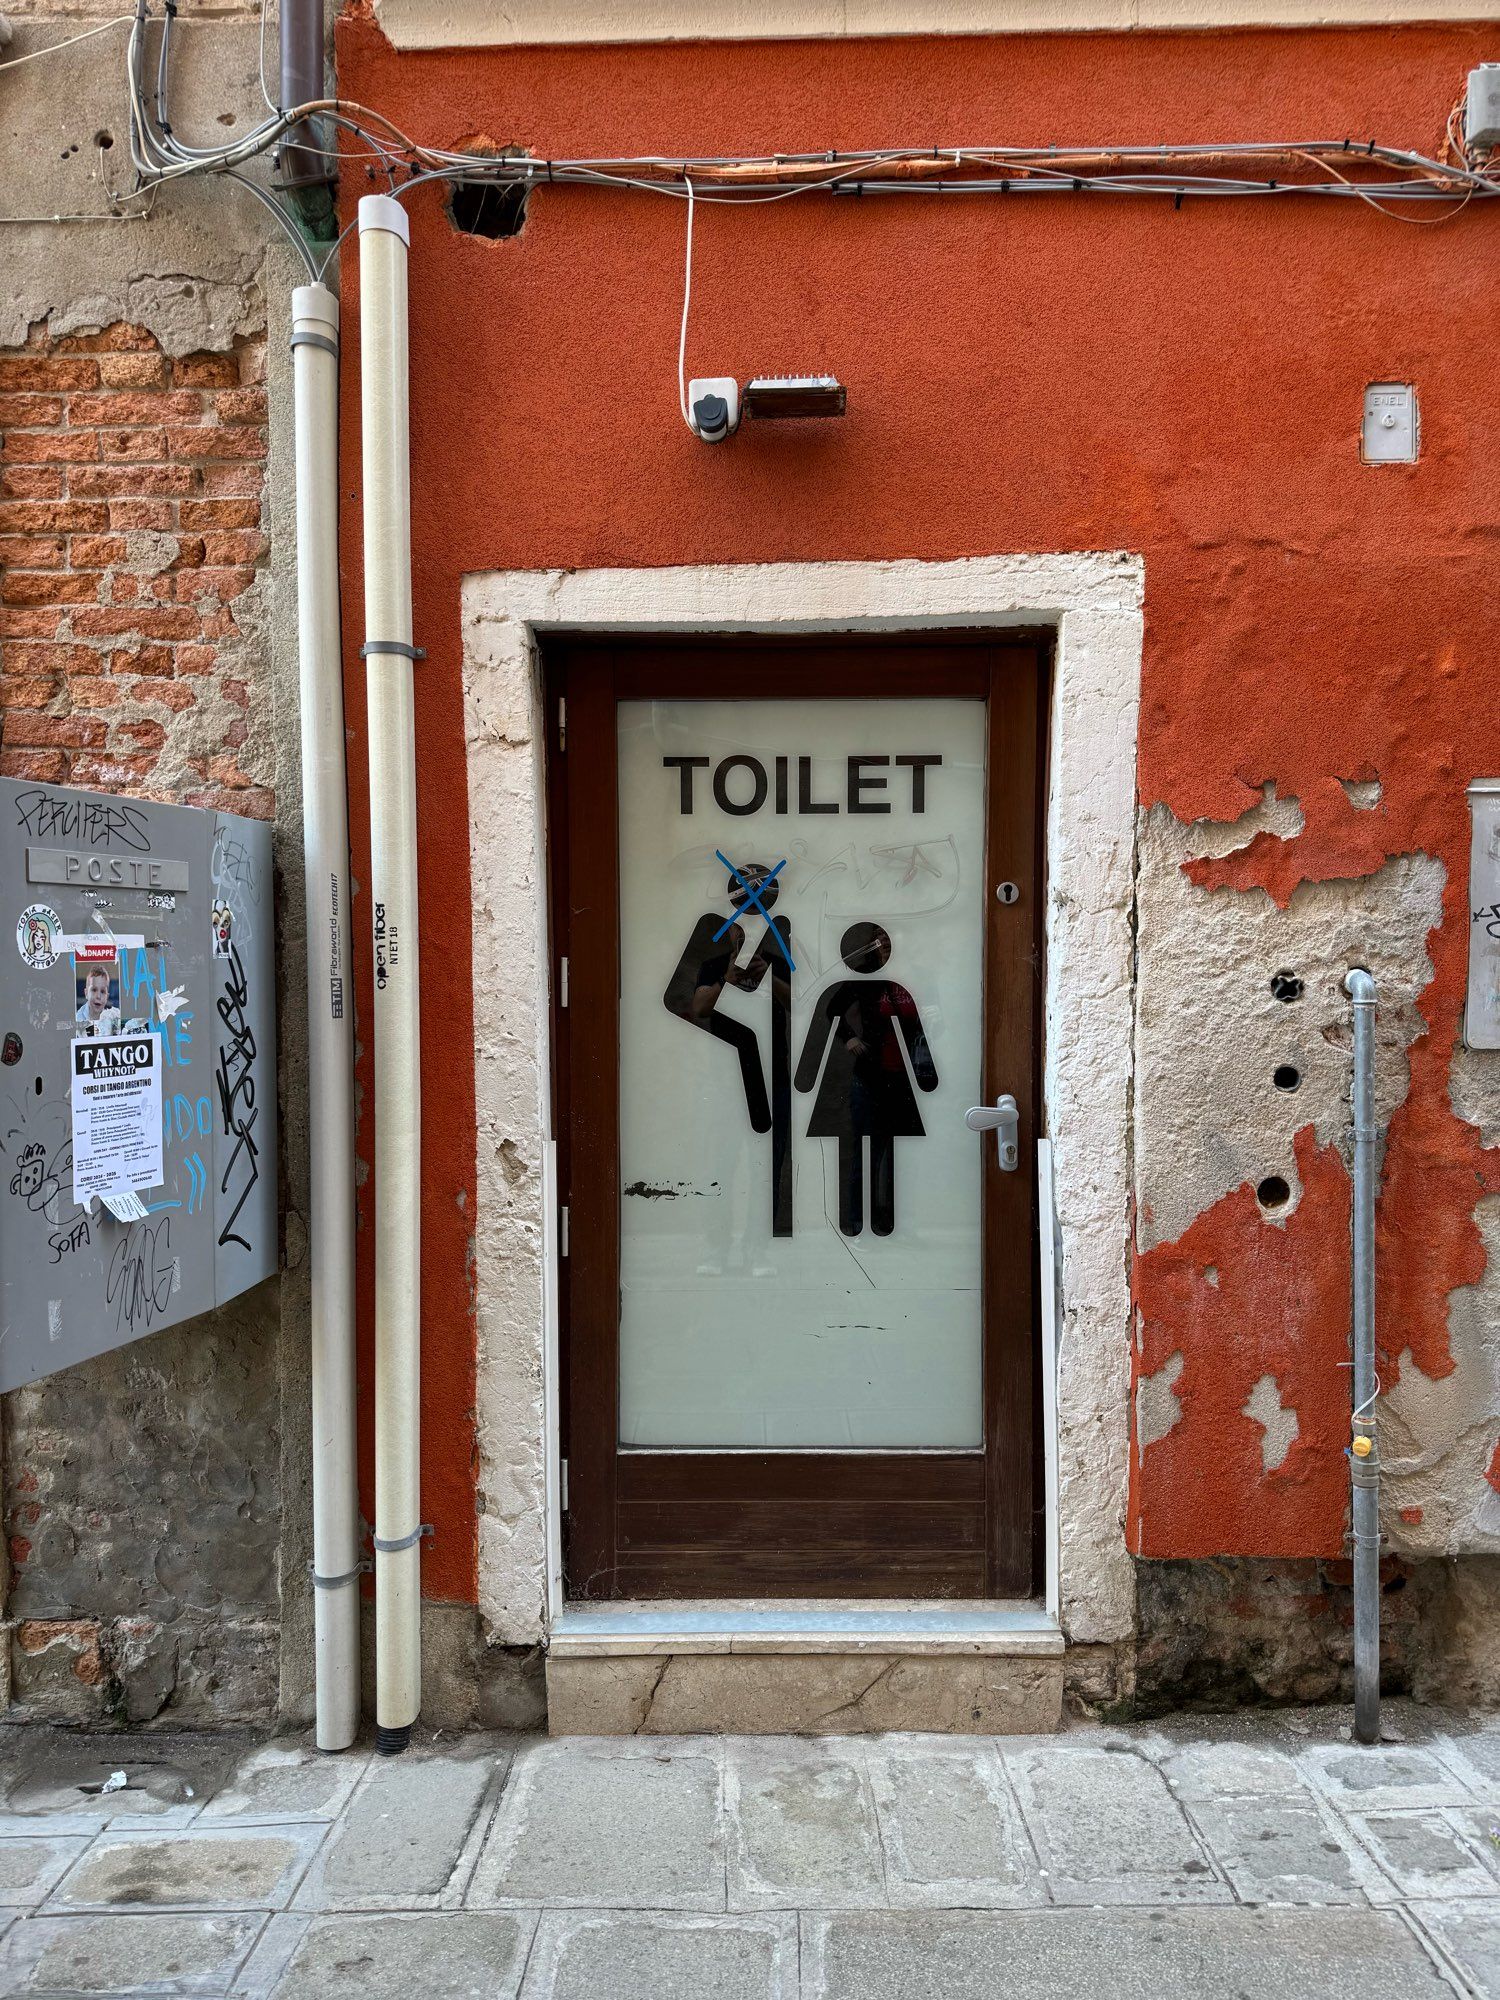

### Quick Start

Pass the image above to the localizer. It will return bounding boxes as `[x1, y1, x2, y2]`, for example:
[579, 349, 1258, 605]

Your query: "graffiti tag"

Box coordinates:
[214, 943, 260, 1252]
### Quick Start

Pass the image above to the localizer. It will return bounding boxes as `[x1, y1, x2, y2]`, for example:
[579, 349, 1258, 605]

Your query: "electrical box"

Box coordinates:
[1361, 383, 1418, 464]
[1, 777, 276, 1393]
[1467, 64, 1500, 154]
[1468, 780, 1500, 1051]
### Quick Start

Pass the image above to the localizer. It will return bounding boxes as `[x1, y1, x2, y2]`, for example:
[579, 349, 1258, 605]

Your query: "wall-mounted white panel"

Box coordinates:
[1467, 781, 1500, 1050]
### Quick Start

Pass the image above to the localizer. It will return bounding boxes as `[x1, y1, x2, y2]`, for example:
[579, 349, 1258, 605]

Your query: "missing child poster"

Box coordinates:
[70, 1034, 163, 1202]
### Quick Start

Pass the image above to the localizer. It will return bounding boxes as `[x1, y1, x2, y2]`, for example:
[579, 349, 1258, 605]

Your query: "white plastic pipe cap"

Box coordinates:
[292, 284, 340, 333]
[358, 194, 410, 245]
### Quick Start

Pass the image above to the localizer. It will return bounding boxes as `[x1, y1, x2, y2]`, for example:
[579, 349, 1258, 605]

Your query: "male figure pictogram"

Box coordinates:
[795, 922, 938, 1238]
[663, 863, 794, 1236]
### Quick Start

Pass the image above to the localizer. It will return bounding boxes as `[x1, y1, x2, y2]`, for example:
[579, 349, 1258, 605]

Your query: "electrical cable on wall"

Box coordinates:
[677, 177, 696, 428]
[8, 7, 1498, 288]
[112, 3, 1500, 212]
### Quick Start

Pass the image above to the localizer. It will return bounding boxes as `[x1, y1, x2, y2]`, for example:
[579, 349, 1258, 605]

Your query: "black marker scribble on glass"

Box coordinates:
[795, 922, 938, 1238]
[214, 942, 260, 1252]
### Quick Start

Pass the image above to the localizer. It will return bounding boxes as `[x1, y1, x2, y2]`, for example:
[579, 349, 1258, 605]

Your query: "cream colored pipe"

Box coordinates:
[292, 282, 360, 1753]
[358, 194, 422, 1754]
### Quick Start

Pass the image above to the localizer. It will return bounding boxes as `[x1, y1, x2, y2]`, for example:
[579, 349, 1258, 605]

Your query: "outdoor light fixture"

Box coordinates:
[743, 375, 847, 420]
[686, 375, 847, 442]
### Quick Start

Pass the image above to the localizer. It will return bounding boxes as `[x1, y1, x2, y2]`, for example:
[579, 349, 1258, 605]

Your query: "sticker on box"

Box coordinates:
[16, 904, 62, 970]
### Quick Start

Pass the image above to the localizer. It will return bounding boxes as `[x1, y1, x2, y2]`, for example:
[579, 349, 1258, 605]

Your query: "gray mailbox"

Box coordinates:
[1, 778, 276, 1393]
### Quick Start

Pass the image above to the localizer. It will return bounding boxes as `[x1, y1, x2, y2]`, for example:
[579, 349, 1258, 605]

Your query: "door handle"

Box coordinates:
[965, 1093, 1020, 1171]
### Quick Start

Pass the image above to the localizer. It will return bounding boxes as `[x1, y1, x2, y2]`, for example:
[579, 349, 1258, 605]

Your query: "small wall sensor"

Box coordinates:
[687, 377, 740, 443]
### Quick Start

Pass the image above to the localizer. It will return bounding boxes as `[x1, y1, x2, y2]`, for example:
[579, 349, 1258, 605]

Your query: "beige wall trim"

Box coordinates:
[461, 553, 1143, 1651]
[379, 0, 1500, 51]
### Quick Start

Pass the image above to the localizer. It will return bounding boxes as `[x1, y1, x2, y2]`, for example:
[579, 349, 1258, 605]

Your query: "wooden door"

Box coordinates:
[550, 635, 1045, 1599]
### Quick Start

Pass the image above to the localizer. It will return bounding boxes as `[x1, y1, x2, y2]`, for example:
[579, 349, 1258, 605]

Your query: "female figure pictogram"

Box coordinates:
[795, 922, 938, 1238]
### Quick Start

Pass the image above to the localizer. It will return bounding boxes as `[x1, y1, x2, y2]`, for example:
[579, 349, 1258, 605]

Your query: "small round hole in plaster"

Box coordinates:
[1273, 1064, 1302, 1092]
[1270, 970, 1304, 1003]
[1257, 1175, 1292, 1210]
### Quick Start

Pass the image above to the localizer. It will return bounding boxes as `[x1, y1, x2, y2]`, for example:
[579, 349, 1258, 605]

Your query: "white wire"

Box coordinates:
[258, 0, 279, 116]
[677, 175, 695, 426]
[0, 15, 133, 72]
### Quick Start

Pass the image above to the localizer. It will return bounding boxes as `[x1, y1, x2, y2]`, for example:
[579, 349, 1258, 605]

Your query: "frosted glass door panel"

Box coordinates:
[617, 698, 986, 1449]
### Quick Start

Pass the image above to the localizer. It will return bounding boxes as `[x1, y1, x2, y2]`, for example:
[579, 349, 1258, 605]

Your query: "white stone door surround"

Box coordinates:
[461, 554, 1143, 1651]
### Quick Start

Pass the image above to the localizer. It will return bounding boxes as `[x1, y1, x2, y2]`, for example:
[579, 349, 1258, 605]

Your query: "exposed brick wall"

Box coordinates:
[0, 322, 273, 819]
[0, 322, 282, 1725]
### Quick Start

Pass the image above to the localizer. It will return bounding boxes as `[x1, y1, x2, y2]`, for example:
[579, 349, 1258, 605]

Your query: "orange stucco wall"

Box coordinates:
[334, 11, 1500, 1603]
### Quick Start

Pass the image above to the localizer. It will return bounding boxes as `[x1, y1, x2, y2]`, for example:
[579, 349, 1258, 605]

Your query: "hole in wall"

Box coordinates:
[448, 179, 528, 240]
[1273, 1064, 1302, 1092]
[1270, 970, 1304, 1003]
[94, 130, 113, 151]
[33, 1076, 42, 1096]
[1257, 1175, 1291, 1211]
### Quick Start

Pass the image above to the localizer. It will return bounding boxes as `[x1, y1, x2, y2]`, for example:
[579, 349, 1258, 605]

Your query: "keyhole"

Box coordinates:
[996, 882, 1020, 905]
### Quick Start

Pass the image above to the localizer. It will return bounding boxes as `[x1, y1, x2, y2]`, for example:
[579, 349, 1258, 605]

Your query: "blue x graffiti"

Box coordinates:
[713, 852, 796, 972]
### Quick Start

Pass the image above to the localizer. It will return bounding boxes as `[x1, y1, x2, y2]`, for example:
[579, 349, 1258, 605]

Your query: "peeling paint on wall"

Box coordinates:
[1242, 1374, 1299, 1475]
[1133, 1128, 1352, 1558]
[1136, 1350, 1185, 1458]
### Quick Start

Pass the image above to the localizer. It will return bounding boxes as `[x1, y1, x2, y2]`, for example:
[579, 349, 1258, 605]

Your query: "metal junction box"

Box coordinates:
[1, 778, 276, 1394]
[1361, 382, 1418, 465]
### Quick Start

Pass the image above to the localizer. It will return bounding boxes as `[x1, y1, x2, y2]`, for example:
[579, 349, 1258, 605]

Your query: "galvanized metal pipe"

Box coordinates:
[1344, 967, 1380, 1744]
[277, 0, 333, 191]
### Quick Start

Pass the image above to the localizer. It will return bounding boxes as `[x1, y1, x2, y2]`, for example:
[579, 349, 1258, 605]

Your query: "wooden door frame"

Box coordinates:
[548, 633, 1048, 1600]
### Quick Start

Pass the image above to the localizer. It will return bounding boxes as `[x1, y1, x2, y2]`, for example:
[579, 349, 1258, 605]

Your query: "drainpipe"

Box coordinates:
[358, 194, 423, 1755]
[276, 0, 336, 238]
[1344, 967, 1380, 1744]
[291, 283, 359, 1753]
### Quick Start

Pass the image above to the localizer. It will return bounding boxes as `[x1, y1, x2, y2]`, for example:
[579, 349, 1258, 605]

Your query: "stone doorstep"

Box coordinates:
[547, 1599, 1065, 1657]
[544, 1602, 1065, 1735]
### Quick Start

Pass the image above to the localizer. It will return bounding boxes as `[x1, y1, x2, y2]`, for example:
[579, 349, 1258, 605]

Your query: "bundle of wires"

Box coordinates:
[103, 0, 1500, 280]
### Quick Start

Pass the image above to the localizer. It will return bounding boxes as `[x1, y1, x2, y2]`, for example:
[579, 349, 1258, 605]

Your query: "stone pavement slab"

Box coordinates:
[1006, 1742, 1230, 1904]
[802, 1907, 1454, 1999]
[51, 1823, 325, 1913]
[201, 1741, 370, 1825]
[518, 1910, 798, 2000]
[1412, 1898, 1500, 1992]
[0, 1832, 91, 1906]
[1353, 1809, 1500, 1901]
[865, 1742, 1043, 1908]
[1157, 1739, 1310, 1801]
[297, 1744, 504, 1910]
[0, 1910, 262, 1996]
[1301, 1744, 1475, 1814]
[1439, 1732, 1500, 1795]
[1189, 1797, 1376, 1904]
[246, 1908, 538, 1999]
[471, 1738, 724, 1911]
[0, 1731, 237, 1837]
[727, 1740, 886, 1910]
